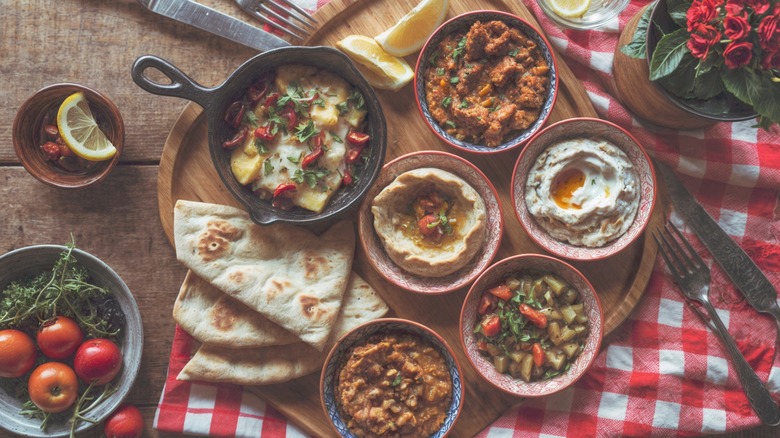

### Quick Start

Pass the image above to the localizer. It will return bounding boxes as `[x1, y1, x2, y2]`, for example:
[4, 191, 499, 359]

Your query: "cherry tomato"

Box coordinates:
[0, 329, 37, 378]
[74, 338, 123, 385]
[417, 214, 440, 236]
[104, 404, 145, 438]
[28, 362, 78, 413]
[37, 316, 84, 360]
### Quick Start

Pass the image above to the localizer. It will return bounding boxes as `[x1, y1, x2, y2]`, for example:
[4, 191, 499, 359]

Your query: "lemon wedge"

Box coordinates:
[374, 0, 449, 57]
[548, 0, 591, 18]
[56, 92, 117, 161]
[336, 35, 414, 91]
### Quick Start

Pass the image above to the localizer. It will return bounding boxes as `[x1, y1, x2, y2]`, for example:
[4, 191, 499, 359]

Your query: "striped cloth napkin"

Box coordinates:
[154, 0, 780, 436]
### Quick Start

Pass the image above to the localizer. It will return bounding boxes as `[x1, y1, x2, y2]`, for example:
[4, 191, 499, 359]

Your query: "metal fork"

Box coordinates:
[654, 223, 780, 426]
[234, 0, 318, 40]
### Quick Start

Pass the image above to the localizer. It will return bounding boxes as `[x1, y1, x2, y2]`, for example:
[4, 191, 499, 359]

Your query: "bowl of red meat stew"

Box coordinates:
[414, 10, 558, 154]
[321, 318, 463, 437]
[460, 254, 603, 397]
[132, 47, 387, 226]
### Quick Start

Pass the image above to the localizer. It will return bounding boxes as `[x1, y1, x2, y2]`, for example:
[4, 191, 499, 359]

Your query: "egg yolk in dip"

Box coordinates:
[525, 138, 640, 247]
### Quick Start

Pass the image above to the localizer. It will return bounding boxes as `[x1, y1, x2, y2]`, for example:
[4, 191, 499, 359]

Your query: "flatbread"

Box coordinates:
[173, 200, 355, 351]
[173, 270, 389, 349]
[177, 272, 390, 385]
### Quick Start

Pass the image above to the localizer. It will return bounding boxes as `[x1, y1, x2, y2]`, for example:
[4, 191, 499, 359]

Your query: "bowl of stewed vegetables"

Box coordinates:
[459, 254, 603, 397]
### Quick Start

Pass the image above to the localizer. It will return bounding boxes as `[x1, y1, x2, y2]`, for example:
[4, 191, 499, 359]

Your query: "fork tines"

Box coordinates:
[254, 0, 318, 40]
[653, 223, 707, 280]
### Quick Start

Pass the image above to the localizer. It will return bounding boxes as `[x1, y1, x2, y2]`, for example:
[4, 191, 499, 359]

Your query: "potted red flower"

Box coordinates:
[622, 0, 780, 128]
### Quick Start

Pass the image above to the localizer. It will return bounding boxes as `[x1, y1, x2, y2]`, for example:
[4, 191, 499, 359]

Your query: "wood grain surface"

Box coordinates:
[0, 1, 776, 437]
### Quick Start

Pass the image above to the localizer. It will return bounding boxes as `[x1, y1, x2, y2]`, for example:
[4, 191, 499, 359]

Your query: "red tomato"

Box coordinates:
[532, 343, 545, 367]
[37, 316, 84, 360]
[417, 214, 440, 236]
[104, 404, 145, 438]
[487, 284, 513, 301]
[481, 314, 501, 337]
[74, 338, 122, 385]
[28, 362, 78, 413]
[0, 329, 37, 378]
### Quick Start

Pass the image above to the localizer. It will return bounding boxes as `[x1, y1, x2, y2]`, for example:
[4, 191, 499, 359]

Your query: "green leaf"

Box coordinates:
[657, 54, 724, 99]
[620, 3, 655, 59]
[649, 28, 690, 81]
[666, 0, 690, 28]
[722, 68, 780, 127]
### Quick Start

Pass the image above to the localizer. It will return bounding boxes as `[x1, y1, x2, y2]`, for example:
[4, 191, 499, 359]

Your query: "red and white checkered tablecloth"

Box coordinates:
[154, 0, 780, 436]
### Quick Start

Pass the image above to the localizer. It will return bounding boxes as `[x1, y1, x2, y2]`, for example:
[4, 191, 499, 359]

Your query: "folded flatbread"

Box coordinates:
[173, 270, 388, 349]
[177, 271, 389, 385]
[173, 200, 355, 351]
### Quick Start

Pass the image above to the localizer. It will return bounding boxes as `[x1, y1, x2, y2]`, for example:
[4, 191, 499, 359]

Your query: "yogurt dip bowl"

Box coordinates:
[512, 118, 656, 261]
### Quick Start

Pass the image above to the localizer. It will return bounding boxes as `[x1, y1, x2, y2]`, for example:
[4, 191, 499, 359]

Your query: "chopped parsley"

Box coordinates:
[330, 132, 343, 143]
[263, 159, 274, 176]
[459, 101, 471, 109]
[292, 168, 330, 190]
[444, 120, 457, 129]
[451, 36, 467, 61]
[436, 67, 445, 76]
[287, 154, 301, 164]
[347, 89, 365, 110]
[255, 139, 269, 155]
[391, 373, 403, 387]
[295, 120, 318, 143]
[509, 48, 520, 57]
[277, 82, 314, 113]
[449, 76, 460, 84]
[442, 96, 452, 108]
[243, 109, 260, 128]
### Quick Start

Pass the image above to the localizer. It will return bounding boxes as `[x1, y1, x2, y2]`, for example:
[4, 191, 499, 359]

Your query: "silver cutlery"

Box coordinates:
[234, 0, 318, 40]
[136, 0, 291, 52]
[655, 160, 780, 333]
[654, 223, 780, 426]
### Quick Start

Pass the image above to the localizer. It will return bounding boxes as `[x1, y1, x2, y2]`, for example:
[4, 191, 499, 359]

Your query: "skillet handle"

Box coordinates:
[131, 55, 212, 108]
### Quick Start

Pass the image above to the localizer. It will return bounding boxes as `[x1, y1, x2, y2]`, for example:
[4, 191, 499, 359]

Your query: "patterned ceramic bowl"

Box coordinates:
[320, 318, 464, 437]
[0, 245, 143, 437]
[460, 254, 603, 397]
[357, 151, 503, 294]
[414, 10, 559, 154]
[512, 118, 656, 261]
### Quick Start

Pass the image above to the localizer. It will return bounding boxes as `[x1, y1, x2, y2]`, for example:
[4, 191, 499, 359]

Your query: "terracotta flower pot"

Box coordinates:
[615, 1, 761, 130]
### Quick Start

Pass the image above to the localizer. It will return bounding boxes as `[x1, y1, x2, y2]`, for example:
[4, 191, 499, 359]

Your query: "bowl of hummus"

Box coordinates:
[512, 118, 656, 260]
[358, 151, 504, 294]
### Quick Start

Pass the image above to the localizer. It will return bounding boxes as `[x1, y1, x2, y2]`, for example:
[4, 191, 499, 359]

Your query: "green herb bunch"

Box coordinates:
[622, 0, 780, 129]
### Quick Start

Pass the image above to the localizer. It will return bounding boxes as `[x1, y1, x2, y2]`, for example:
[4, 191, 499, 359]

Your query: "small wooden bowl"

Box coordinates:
[460, 254, 603, 397]
[13, 83, 124, 189]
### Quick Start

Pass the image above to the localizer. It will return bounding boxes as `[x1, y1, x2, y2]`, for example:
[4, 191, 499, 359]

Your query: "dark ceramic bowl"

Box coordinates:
[0, 245, 143, 437]
[646, 0, 757, 121]
[460, 254, 603, 397]
[13, 83, 124, 189]
[321, 318, 463, 437]
[131, 47, 387, 226]
[414, 10, 559, 154]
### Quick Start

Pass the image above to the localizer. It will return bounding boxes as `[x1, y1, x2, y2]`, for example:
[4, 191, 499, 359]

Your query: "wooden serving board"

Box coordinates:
[156, 0, 665, 436]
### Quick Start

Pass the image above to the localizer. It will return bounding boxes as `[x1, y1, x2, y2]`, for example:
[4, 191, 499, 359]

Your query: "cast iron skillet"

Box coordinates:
[130, 47, 387, 226]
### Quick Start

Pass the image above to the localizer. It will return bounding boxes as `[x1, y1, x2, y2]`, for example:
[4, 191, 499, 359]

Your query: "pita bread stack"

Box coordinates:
[171, 200, 389, 385]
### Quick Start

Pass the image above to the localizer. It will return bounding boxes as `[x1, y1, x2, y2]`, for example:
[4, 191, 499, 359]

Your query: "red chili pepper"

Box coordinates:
[247, 81, 269, 106]
[224, 101, 245, 129]
[280, 105, 297, 129]
[263, 92, 280, 107]
[417, 214, 439, 236]
[342, 170, 353, 186]
[481, 314, 501, 337]
[532, 343, 545, 367]
[488, 284, 513, 301]
[301, 144, 323, 169]
[254, 125, 275, 141]
[477, 294, 497, 315]
[41, 142, 61, 161]
[222, 128, 248, 149]
[44, 124, 59, 139]
[346, 130, 370, 147]
[345, 145, 365, 164]
[272, 183, 296, 199]
[519, 304, 548, 328]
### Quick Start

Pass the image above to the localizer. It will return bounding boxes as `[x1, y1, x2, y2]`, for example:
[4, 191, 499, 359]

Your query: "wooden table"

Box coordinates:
[0, 1, 776, 436]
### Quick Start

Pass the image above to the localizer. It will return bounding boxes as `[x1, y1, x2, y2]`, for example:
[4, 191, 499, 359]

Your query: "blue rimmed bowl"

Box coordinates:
[414, 10, 559, 154]
[320, 318, 463, 437]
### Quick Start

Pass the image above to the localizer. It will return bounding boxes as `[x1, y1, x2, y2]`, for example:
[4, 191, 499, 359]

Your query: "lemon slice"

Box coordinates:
[336, 35, 414, 91]
[374, 0, 449, 57]
[56, 92, 117, 161]
[548, 0, 591, 18]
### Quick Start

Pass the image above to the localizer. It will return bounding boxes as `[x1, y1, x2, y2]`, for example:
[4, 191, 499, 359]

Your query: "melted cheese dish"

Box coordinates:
[228, 64, 369, 213]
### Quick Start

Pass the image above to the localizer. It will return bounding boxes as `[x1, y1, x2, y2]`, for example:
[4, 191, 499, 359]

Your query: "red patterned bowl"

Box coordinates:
[459, 254, 603, 397]
[357, 151, 503, 294]
[511, 118, 656, 261]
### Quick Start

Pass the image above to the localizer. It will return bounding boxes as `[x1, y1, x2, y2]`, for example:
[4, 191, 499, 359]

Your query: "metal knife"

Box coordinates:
[137, 0, 291, 52]
[655, 159, 780, 331]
